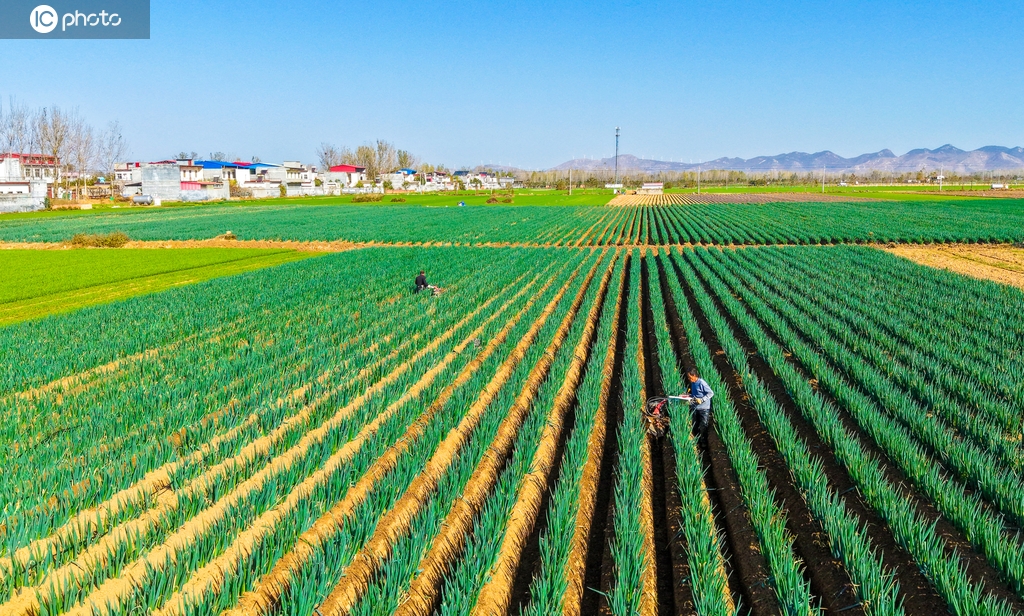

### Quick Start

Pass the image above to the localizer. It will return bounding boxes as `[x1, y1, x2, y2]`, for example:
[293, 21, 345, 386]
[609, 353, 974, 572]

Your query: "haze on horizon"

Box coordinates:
[0, 0, 1020, 169]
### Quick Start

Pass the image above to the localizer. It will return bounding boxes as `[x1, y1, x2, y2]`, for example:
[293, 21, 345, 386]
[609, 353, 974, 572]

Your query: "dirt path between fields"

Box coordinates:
[607, 193, 881, 205]
[885, 244, 1024, 290]
[0, 239, 367, 251]
[0, 239, 580, 251]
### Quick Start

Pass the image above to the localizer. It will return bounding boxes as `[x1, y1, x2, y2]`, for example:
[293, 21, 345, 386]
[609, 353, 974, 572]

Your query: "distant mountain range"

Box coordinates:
[550, 145, 1024, 174]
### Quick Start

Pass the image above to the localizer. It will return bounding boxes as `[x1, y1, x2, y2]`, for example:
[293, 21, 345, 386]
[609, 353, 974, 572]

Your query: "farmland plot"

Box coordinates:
[2, 200, 1024, 245]
[2, 239, 1024, 616]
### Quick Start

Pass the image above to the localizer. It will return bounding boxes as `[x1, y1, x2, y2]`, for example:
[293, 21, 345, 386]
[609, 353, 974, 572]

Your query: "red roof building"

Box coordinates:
[0, 153, 58, 166]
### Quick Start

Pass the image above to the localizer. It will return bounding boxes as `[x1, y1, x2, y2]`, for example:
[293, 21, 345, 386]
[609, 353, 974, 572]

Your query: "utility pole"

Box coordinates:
[939, 167, 943, 191]
[821, 166, 826, 193]
[614, 127, 620, 188]
[697, 164, 701, 195]
[569, 168, 572, 196]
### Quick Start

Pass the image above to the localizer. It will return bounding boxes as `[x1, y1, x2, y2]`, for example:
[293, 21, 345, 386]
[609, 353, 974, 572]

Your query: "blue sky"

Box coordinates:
[1, 0, 1021, 168]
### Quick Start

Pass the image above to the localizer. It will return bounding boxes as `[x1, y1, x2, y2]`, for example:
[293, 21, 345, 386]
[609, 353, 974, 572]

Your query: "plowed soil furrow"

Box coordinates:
[698, 249, 1024, 611]
[638, 255, 737, 613]
[642, 253, 734, 615]
[637, 257, 681, 616]
[332, 253, 603, 616]
[636, 250, 659, 616]
[302, 256, 592, 616]
[220, 263, 561, 616]
[48, 282, 513, 616]
[470, 252, 617, 616]
[586, 255, 630, 616]
[669, 249, 946, 613]
[657, 255, 828, 615]
[561, 258, 627, 616]
[0, 331, 426, 615]
[151, 266, 555, 616]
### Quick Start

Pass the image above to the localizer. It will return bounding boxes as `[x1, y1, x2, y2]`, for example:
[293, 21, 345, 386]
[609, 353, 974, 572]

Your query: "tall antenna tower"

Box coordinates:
[614, 127, 620, 185]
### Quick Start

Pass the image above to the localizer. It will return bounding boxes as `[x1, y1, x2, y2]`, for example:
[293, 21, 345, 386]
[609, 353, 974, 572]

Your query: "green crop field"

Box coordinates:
[1, 200, 1024, 245]
[1, 204, 1023, 616]
[0, 248, 313, 325]
[667, 183, 1013, 201]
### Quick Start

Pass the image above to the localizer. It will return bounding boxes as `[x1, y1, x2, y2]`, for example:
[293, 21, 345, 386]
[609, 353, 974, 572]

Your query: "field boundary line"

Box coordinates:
[574, 210, 614, 247]
[471, 251, 617, 615]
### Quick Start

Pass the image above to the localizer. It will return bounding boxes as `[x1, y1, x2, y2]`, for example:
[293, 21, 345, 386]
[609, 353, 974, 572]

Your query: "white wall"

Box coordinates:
[141, 165, 183, 201]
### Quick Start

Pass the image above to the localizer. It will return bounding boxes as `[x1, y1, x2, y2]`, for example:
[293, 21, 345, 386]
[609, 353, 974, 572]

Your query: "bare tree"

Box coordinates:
[338, 146, 357, 165]
[70, 117, 95, 200]
[316, 142, 344, 171]
[397, 149, 419, 169]
[37, 106, 75, 197]
[1, 97, 37, 157]
[354, 144, 377, 178]
[176, 151, 198, 161]
[324, 140, 409, 180]
[375, 139, 398, 175]
[98, 120, 129, 192]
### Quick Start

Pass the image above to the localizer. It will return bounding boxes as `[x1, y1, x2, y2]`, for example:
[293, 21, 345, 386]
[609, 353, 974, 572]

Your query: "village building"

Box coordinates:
[637, 182, 664, 195]
[0, 155, 50, 212]
[326, 164, 368, 187]
[134, 159, 229, 203]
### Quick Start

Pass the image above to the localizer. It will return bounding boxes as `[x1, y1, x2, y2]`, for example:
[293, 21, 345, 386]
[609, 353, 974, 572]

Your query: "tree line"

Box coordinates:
[0, 97, 128, 197]
[316, 140, 424, 180]
[512, 167, 1023, 189]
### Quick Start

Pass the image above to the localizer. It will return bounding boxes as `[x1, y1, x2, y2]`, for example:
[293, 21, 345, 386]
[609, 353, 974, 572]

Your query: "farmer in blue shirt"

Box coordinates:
[686, 367, 714, 443]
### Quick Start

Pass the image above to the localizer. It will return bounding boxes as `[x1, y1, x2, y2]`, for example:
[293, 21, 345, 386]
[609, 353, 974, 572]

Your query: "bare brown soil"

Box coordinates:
[638, 259, 689, 615]
[587, 258, 631, 616]
[685, 250, 1024, 613]
[0, 239, 363, 251]
[721, 256, 1024, 611]
[651, 259, 785, 616]
[886, 244, 1024, 290]
[0, 239, 597, 251]
[660, 255, 868, 615]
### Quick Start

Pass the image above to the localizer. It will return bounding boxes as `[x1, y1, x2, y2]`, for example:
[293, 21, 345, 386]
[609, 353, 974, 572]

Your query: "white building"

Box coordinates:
[637, 182, 664, 195]
[380, 168, 419, 190]
[114, 162, 144, 185]
[0, 156, 49, 212]
[138, 159, 229, 203]
[326, 164, 368, 188]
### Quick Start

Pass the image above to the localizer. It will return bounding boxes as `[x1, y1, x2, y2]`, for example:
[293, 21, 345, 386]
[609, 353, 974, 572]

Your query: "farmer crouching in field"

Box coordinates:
[687, 367, 714, 445]
[414, 271, 428, 293]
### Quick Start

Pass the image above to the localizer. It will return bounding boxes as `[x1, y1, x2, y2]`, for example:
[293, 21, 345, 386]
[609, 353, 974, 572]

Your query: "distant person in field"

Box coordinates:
[687, 367, 714, 443]
[415, 271, 428, 293]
